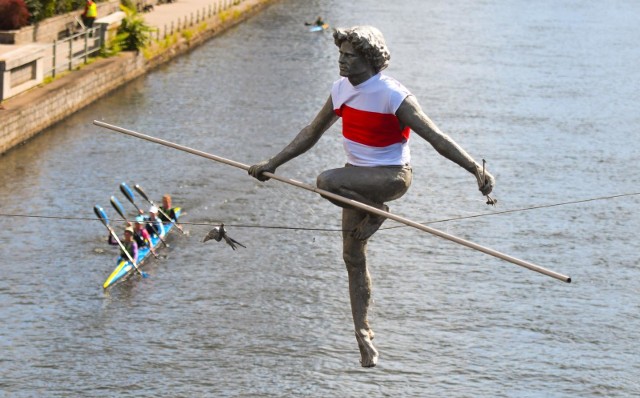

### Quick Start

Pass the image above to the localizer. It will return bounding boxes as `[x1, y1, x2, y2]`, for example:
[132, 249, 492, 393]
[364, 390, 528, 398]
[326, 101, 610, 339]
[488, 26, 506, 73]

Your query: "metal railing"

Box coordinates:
[39, 0, 247, 77]
[42, 26, 103, 78]
[149, 0, 245, 42]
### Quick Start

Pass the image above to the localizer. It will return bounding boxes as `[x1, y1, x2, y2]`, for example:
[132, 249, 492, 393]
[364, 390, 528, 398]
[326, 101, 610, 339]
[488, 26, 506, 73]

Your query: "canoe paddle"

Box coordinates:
[119, 182, 160, 257]
[110, 195, 131, 224]
[134, 184, 185, 235]
[94, 205, 147, 278]
[119, 182, 144, 214]
[114, 191, 169, 248]
[109, 196, 159, 258]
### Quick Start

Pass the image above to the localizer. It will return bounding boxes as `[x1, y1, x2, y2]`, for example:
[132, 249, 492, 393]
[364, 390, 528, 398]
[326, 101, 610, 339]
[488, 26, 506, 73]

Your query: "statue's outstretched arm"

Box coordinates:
[249, 96, 338, 181]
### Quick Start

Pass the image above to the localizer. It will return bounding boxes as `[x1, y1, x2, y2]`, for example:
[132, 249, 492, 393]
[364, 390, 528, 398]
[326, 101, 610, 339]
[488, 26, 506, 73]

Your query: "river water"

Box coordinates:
[1, 0, 639, 396]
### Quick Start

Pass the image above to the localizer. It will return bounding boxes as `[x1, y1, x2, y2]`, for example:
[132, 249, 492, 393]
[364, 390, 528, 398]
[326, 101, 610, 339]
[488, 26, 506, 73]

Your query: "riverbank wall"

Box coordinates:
[0, 0, 276, 155]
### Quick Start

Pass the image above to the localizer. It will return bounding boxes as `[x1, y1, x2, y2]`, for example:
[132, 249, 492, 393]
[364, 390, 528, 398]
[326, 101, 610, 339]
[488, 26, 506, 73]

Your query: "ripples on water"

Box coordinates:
[1, 0, 639, 396]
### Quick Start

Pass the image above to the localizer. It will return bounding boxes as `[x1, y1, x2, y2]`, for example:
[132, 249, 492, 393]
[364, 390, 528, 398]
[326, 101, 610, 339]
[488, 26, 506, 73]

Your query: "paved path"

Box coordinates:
[0, 0, 264, 105]
[142, 0, 229, 34]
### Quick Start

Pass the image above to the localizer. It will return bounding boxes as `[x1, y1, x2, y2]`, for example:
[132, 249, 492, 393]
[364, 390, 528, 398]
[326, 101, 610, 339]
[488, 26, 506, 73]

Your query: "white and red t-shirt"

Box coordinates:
[331, 73, 411, 167]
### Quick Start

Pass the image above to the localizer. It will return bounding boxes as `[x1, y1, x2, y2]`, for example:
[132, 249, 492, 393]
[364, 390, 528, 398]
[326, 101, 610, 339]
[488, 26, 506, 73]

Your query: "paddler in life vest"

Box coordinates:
[145, 206, 165, 238]
[82, 0, 98, 29]
[133, 216, 157, 256]
[159, 194, 178, 223]
[108, 226, 139, 264]
[248, 26, 495, 368]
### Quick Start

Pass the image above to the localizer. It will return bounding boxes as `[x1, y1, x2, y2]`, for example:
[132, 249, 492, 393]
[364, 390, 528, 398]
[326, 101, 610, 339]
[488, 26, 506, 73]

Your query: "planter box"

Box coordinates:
[0, 44, 46, 100]
[95, 11, 126, 44]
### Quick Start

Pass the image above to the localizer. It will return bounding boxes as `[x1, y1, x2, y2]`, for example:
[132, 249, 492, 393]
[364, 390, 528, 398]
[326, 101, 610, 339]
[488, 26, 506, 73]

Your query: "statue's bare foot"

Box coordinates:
[351, 205, 389, 241]
[355, 330, 379, 368]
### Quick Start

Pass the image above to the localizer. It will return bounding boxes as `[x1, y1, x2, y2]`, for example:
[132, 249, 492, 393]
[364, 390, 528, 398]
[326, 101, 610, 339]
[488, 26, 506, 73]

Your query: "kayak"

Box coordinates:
[309, 23, 329, 32]
[103, 208, 181, 289]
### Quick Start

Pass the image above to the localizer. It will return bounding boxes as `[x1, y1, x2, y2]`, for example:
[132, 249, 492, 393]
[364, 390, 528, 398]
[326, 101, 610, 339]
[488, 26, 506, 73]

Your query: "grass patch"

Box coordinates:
[181, 28, 194, 43]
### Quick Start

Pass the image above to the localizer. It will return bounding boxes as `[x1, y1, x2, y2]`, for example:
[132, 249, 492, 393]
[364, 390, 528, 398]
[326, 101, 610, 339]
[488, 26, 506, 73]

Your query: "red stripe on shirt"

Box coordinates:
[336, 105, 410, 147]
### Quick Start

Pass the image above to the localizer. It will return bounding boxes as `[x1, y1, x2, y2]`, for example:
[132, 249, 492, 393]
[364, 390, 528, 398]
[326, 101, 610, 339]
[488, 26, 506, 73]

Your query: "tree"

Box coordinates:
[0, 0, 30, 30]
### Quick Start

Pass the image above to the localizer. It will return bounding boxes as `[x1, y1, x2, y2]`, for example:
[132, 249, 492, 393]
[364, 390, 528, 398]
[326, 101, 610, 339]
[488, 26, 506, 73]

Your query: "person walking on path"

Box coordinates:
[82, 0, 98, 29]
[248, 25, 495, 368]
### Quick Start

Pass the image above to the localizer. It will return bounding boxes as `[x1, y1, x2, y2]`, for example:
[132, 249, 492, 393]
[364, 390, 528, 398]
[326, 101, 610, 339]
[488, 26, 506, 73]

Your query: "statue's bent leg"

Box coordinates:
[343, 208, 378, 367]
[317, 165, 412, 241]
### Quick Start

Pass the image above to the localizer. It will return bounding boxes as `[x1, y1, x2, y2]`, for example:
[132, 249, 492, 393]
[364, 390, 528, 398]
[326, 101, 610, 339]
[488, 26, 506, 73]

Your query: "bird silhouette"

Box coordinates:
[202, 223, 246, 250]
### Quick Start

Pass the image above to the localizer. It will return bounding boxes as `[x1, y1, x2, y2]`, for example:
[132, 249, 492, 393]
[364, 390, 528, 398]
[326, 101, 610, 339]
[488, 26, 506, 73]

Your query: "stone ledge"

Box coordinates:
[0, 44, 46, 70]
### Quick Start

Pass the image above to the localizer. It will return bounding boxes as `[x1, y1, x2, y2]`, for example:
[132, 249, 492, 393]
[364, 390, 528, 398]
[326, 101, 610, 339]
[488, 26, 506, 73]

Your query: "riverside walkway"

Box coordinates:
[142, 0, 227, 33]
[0, 0, 274, 154]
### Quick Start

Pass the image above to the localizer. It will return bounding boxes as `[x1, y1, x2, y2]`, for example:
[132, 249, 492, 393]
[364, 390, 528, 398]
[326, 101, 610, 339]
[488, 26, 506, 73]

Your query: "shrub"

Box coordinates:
[23, 0, 41, 23]
[41, 0, 56, 19]
[120, 0, 134, 11]
[117, 5, 153, 51]
[55, 0, 73, 14]
[0, 0, 30, 30]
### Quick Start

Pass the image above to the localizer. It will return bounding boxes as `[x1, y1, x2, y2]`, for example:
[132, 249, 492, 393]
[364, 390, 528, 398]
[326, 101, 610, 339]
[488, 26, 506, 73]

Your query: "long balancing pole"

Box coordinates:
[93, 120, 571, 283]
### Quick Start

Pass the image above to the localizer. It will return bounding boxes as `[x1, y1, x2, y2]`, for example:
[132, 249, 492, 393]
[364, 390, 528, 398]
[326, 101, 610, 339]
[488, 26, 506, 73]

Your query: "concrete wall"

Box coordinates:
[0, 0, 275, 155]
[0, 53, 145, 154]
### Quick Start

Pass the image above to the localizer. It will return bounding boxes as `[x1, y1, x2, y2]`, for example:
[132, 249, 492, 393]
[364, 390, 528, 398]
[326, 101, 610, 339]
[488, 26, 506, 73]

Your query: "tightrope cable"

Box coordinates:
[1, 191, 637, 232]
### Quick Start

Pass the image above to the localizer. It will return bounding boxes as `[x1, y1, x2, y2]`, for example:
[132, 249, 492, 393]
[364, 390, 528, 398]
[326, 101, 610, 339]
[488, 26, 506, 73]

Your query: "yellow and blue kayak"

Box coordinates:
[103, 208, 181, 289]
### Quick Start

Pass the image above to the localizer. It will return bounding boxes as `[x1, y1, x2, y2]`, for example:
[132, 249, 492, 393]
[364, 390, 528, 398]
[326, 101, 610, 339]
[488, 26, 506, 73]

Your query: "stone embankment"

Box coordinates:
[0, 0, 275, 155]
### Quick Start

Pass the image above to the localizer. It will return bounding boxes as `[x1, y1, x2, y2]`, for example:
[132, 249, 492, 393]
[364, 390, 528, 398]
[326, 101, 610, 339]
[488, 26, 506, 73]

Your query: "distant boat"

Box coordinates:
[309, 23, 329, 32]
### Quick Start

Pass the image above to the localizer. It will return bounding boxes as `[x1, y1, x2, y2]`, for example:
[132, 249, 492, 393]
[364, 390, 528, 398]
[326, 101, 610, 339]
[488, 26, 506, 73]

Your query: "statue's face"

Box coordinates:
[338, 41, 372, 82]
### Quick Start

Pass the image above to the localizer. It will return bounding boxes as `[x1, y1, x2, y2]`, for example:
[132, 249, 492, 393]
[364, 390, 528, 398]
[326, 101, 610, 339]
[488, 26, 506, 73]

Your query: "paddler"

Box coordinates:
[133, 216, 157, 256]
[159, 194, 178, 223]
[108, 226, 138, 264]
[145, 206, 165, 238]
[248, 26, 495, 368]
[305, 16, 326, 28]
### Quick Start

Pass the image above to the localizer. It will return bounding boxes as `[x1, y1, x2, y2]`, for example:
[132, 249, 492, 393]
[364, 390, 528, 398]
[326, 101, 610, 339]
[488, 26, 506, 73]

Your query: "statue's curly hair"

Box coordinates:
[333, 26, 390, 73]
